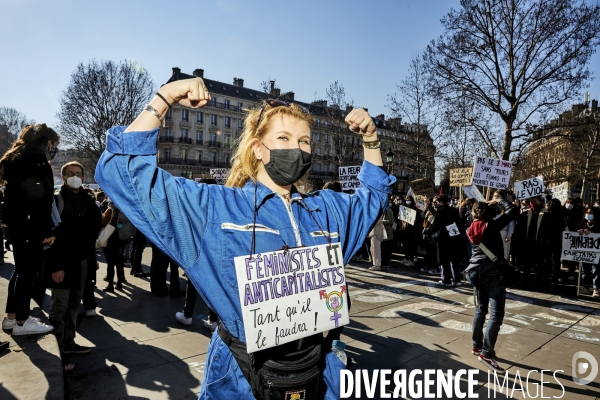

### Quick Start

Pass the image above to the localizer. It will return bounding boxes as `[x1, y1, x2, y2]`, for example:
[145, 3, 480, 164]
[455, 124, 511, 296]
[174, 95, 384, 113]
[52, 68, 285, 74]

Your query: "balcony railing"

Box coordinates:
[206, 140, 222, 148]
[206, 101, 246, 111]
[177, 137, 193, 144]
[159, 136, 174, 142]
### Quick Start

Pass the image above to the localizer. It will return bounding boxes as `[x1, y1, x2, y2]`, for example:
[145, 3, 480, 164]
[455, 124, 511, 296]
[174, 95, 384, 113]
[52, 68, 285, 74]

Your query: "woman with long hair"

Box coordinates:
[96, 77, 394, 399]
[1, 124, 58, 335]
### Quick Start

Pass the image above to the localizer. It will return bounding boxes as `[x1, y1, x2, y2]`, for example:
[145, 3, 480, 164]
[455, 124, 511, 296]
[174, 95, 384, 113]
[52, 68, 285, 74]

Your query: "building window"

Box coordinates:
[197, 111, 203, 123]
[238, 119, 243, 129]
[224, 134, 231, 146]
[164, 148, 171, 161]
[182, 149, 188, 161]
[317, 147, 321, 155]
[324, 164, 329, 173]
[211, 97, 217, 106]
[182, 109, 189, 121]
[166, 129, 172, 137]
[325, 134, 329, 143]
[166, 108, 172, 120]
[238, 102, 243, 111]
[181, 128, 188, 138]
[210, 152, 216, 163]
[224, 116, 231, 128]
[211, 114, 217, 126]
[197, 151, 202, 163]
[196, 130, 202, 142]
[224, 99, 230, 110]
[315, 163, 321, 172]
[211, 132, 217, 142]
[316, 132, 321, 142]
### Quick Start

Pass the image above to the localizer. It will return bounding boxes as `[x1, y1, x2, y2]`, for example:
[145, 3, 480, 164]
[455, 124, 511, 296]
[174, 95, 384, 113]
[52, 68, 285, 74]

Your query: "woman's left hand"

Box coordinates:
[345, 108, 377, 138]
[42, 236, 55, 246]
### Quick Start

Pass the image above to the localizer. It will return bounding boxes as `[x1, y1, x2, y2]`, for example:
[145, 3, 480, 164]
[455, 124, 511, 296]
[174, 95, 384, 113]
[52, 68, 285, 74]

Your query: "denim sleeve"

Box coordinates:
[95, 126, 209, 268]
[506, 219, 515, 237]
[319, 161, 395, 264]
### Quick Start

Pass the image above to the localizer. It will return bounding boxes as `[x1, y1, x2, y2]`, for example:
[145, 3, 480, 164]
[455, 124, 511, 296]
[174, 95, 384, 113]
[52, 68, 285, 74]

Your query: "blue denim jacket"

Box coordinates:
[96, 126, 395, 399]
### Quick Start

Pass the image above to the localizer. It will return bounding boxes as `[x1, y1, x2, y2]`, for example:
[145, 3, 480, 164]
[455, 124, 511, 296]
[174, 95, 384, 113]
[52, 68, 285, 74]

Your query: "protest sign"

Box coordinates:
[446, 223, 460, 237]
[407, 187, 426, 211]
[450, 167, 473, 187]
[409, 178, 436, 197]
[462, 185, 486, 202]
[514, 176, 545, 199]
[398, 205, 417, 225]
[561, 232, 600, 263]
[210, 168, 230, 185]
[550, 182, 569, 205]
[338, 166, 361, 190]
[234, 243, 349, 352]
[471, 156, 512, 189]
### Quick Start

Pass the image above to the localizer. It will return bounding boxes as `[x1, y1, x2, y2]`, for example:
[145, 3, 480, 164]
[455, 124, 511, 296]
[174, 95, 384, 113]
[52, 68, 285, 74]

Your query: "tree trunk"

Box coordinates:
[502, 120, 513, 161]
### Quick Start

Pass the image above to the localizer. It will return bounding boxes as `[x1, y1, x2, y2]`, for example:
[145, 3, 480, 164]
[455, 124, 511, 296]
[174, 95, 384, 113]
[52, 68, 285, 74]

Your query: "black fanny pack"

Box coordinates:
[218, 324, 325, 400]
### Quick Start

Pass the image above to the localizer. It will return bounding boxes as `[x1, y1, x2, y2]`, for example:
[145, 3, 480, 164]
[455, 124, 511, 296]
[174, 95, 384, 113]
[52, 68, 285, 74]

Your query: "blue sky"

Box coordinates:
[1, 0, 599, 127]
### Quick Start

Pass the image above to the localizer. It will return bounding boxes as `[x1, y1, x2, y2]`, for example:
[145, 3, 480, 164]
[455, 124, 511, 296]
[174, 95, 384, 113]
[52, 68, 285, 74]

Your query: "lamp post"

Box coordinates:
[386, 149, 394, 174]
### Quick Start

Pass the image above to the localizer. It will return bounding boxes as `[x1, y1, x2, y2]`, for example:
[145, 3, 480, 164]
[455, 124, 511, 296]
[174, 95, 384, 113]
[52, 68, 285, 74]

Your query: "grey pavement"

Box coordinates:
[1, 247, 600, 399]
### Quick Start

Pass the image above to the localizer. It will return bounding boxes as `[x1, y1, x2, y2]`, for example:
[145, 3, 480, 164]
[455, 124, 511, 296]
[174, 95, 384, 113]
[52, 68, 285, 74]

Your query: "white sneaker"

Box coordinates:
[12, 316, 53, 336]
[404, 260, 415, 267]
[369, 266, 382, 271]
[203, 320, 217, 332]
[85, 309, 97, 318]
[2, 318, 15, 330]
[176, 312, 192, 326]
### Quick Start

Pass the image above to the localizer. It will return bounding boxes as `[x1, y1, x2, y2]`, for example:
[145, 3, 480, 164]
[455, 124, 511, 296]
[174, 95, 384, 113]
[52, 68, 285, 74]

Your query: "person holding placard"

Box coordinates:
[578, 207, 600, 298]
[399, 195, 421, 267]
[95, 77, 394, 400]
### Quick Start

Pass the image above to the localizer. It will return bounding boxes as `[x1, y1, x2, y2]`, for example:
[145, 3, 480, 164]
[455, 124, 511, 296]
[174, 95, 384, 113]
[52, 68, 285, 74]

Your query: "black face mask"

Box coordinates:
[46, 146, 58, 160]
[261, 143, 312, 186]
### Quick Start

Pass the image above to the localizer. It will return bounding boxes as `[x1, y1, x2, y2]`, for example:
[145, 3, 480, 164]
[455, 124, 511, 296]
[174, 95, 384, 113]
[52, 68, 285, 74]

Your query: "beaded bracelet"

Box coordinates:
[363, 139, 381, 149]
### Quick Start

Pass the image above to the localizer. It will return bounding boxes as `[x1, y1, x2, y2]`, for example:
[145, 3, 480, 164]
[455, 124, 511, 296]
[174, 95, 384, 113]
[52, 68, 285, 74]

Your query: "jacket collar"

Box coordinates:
[240, 180, 304, 210]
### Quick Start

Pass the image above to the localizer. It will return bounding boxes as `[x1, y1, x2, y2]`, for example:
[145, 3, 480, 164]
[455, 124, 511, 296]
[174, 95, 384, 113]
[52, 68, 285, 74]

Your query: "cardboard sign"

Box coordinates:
[561, 232, 600, 263]
[338, 166, 361, 190]
[210, 168, 230, 185]
[234, 244, 349, 353]
[446, 223, 460, 237]
[550, 182, 569, 205]
[471, 156, 512, 189]
[462, 185, 486, 202]
[409, 178, 436, 197]
[514, 176, 545, 200]
[398, 205, 417, 225]
[407, 187, 426, 211]
[450, 167, 473, 187]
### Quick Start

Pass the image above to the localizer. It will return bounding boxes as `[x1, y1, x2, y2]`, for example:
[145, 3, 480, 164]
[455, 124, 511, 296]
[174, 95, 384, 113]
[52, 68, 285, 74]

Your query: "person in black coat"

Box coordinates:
[425, 195, 462, 285]
[465, 198, 518, 372]
[1, 124, 58, 335]
[48, 162, 102, 354]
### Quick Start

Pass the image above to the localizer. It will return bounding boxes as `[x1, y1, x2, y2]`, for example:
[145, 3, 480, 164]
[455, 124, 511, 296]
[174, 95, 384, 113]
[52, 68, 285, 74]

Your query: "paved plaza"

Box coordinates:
[1, 248, 599, 399]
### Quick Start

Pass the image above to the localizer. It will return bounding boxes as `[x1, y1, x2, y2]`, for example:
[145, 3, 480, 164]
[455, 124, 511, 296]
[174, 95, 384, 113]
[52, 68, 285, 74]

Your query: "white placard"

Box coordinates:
[398, 205, 417, 225]
[551, 182, 569, 205]
[471, 156, 512, 189]
[210, 168, 230, 185]
[446, 223, 460, 237]
[338, 166, 361, 190]
[234, 244, 349, 353]
[462, 185, 486, 202]
[514, 176, 545, 200]
[561, 231, 600, 263]
[450, 167, 474, 187]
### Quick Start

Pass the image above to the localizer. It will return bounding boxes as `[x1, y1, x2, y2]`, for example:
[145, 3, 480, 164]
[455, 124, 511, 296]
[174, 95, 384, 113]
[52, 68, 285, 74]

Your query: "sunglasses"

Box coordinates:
[254, 99, 310, 136]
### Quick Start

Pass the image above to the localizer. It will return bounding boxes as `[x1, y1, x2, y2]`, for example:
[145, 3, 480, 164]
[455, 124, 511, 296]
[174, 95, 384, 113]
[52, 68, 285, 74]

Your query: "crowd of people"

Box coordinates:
[0, 76, 598, 397]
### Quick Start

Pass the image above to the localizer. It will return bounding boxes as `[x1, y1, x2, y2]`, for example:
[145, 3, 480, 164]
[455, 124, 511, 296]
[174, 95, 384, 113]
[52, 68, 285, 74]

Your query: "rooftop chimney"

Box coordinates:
[284, 91, 295, 100]
[233, 77, 244, 87]
[172, 67, 181, 76]
[270, 80, 275, 93]
[193, 68, 204, 78]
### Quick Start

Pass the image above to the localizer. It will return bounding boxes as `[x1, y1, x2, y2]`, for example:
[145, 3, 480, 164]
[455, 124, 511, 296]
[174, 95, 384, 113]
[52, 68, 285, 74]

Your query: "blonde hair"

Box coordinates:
[225, 102, 313, 188]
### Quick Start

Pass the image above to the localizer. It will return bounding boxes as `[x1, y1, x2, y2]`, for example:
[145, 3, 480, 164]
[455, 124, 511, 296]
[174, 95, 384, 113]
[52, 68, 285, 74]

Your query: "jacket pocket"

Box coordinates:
[309, 231, 339, 241]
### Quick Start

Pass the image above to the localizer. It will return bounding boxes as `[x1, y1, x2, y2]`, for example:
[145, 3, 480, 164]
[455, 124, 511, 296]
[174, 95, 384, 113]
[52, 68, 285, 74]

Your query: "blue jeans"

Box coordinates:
[581, 263, 599, 289]
[472, 269, 506, 358]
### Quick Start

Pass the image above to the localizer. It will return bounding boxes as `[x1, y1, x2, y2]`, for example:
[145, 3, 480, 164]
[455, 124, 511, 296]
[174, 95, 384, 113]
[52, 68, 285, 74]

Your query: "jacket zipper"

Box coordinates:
[280, 196, 302, 246]
[221, 222, 280, 234]
[310, 231, 339, 239]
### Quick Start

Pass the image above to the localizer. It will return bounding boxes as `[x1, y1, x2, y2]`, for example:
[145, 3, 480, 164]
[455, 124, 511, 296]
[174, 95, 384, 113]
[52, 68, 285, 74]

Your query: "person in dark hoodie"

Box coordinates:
[465, 197, 518, 373]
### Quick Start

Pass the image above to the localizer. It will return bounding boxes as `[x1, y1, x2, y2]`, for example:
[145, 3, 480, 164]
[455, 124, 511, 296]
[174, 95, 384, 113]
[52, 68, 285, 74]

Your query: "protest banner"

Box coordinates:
[409, 178, 436, 197]
[561, 232, 600, 263]
[398, 205, 417, 225]
[338, 166, 361, 190]
[471, 156, 512, 189]
[234, 243, 349, 352]
[407, 188, 427, 211]
[514, 176, 545, 199]
[550, 182, 569, 205]
[462, 185, 486, 202]
[450, 167, 473, 187]
[210, 168, 230, 185]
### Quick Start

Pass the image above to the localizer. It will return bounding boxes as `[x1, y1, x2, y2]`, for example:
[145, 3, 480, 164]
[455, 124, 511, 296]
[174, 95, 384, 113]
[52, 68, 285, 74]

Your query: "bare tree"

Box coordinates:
[0, 107, 35, 156]
[425, 0, 600, 161]
[387, 53, 441, 180]
[57, 60, 154, 173]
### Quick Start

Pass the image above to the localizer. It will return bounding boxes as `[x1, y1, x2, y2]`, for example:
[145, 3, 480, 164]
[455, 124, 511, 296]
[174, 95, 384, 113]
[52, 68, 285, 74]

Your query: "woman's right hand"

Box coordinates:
[158, 78, 211, 109]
